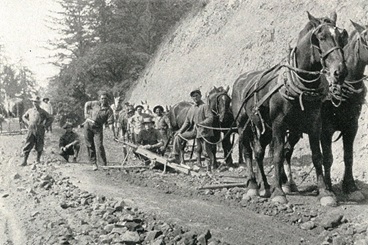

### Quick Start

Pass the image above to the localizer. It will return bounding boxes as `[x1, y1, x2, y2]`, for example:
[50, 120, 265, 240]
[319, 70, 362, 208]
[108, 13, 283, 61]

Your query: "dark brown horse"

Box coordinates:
[283, 20, 367, 202]
[231, 12, 347, 206]
[206, 86, 237, 167]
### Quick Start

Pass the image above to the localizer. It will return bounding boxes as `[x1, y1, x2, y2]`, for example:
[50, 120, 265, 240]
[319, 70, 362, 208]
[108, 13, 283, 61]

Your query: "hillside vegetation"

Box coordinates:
[128, 0, 368, 181]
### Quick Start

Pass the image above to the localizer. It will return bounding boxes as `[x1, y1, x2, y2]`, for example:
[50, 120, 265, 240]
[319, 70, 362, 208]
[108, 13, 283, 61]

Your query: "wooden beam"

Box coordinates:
[101, 166, 149, 170]
[198, 183, 246, 190]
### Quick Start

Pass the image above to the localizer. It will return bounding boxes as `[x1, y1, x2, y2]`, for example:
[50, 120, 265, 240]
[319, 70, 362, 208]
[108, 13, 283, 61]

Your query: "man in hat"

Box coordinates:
[41, 97, 54, 132]
[59, 122, 80, 162]
[137, 117, 164, 155]
[84, 91, 117, 170]
[129, 105, 152, 144]
[168, 89, 216, 171]
[153, 105, 172, 152]
[21, 95, 53, 166]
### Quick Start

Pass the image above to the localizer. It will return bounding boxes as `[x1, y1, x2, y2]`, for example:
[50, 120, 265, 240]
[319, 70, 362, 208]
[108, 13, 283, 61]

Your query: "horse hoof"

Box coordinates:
[246, 188, 259, 198]
[320, 196, 337, 207]
[260, 189, 271, 198]
[348, 191, 365, 202]
[272, 195, 288, 204]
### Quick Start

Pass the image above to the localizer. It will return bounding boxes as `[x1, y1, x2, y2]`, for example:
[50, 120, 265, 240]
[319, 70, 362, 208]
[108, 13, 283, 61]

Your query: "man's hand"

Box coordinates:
[142, 145, 151, 150]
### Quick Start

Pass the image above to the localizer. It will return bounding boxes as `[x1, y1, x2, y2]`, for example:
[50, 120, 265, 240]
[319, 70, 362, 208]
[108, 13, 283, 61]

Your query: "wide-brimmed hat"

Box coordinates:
[63, 122, 73, 129]
[190, 89, 201, 97]
[142, 117, 154, 124]
[153, 105, 164, 113]
[135, 105, 144, 110]
[31, 95, 41, 102]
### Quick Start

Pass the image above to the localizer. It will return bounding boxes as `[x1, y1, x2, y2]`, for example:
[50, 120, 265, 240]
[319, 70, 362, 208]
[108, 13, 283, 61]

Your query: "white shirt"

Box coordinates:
[41, 102, 53, 115]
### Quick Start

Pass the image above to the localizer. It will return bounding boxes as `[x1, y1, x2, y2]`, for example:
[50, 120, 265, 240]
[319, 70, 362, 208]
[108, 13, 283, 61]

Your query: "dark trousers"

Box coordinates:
[60, 144, 80, 161]
[84, 126, 107, 165]
[23, 130, 45, 154]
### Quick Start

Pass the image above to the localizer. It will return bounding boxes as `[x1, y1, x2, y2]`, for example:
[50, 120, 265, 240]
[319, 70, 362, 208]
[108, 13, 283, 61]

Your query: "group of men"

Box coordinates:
[20, 88, 214, 171]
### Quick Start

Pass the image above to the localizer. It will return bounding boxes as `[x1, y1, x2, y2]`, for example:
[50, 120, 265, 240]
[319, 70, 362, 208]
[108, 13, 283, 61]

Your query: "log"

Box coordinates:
[116, 140, 191, 175]
[134, 146, 190, 174]
[198, 183, 247, 190]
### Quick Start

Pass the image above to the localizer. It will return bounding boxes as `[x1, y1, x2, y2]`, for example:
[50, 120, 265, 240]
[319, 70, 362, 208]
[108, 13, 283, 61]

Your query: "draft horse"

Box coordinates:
[231, 12, 347, 206]
[206, 86, 238, 167]
[283, 20, 368, 202]
[167, 86, 233, 170]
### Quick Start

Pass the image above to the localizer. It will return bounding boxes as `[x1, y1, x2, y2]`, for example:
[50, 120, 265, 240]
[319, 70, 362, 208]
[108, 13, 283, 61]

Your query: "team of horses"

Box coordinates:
[228, 12, 366, 206]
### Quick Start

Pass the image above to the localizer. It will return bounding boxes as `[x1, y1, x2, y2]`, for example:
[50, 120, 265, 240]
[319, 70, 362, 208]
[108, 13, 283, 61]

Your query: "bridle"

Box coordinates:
[329, 29, 368, 106]
[310, 24, 344, 74]
[209, 92, 231, 118]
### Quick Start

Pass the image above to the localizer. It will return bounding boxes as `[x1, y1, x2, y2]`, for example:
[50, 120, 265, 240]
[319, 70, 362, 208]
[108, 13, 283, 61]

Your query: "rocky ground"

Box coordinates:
[0, 126, 367, 245]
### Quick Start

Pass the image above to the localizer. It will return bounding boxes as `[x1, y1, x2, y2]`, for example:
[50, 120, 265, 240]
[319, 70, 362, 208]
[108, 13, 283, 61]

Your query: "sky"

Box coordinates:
[0, 0, 60, 88]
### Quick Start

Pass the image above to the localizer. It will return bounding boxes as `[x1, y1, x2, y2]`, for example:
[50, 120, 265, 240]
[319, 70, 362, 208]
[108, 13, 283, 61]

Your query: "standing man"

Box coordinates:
[129, 105, 152, 144]
[168, 89, 216, 171]
[21, 95, 53, 166]
[59, 122, 80, 162]
[84, 91, 117, 170]
[153, 105, 172, 152]
[41, 97, 54, 132]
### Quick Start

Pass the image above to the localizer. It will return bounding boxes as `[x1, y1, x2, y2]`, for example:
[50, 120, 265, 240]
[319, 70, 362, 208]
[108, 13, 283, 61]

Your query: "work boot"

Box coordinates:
[92, 164, 98, 171]
[167, 154, 179, 163]
[20, 153, 29, 166]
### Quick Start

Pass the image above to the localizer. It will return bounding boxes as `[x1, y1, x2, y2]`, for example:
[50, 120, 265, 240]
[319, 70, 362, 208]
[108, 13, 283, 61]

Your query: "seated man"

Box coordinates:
[136, 117, 164, 163]
[59, 122, 80, 162]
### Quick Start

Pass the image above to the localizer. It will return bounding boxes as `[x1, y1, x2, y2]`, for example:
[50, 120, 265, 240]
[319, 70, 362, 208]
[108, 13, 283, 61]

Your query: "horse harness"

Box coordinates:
[329, 30, 368, 106]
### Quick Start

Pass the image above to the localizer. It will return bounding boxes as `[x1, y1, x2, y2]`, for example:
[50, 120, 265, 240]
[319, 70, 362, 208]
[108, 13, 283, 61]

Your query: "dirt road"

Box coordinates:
[0, 130, 367, 244]
[59, 164, 317, 244]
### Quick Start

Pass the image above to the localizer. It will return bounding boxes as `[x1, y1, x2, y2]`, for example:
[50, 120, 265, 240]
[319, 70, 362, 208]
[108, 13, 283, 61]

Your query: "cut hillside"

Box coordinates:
[127, 0, 368, 182]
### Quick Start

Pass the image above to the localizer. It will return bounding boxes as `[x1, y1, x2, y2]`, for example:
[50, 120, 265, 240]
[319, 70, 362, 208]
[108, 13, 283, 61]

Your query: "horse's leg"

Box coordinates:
[341, 126, 364, 201]
[203, 140, 216, 172]
[254, 137, 271, 198]
[309, 128, 337, 206]
[222, 131, 234, 167]
[241, 129, 259, 198]
[270, 125, 288, 204]
[196, 138, 203, 167]
[282, 132, 300, 194]
[321, 130, 334, 189]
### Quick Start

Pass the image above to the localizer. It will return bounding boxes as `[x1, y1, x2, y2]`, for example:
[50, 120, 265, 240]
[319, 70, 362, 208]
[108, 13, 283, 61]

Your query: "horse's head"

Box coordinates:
[207, 86, 232, 123]
[296, 12, 347, 87]
[350, 20, 368, 64]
